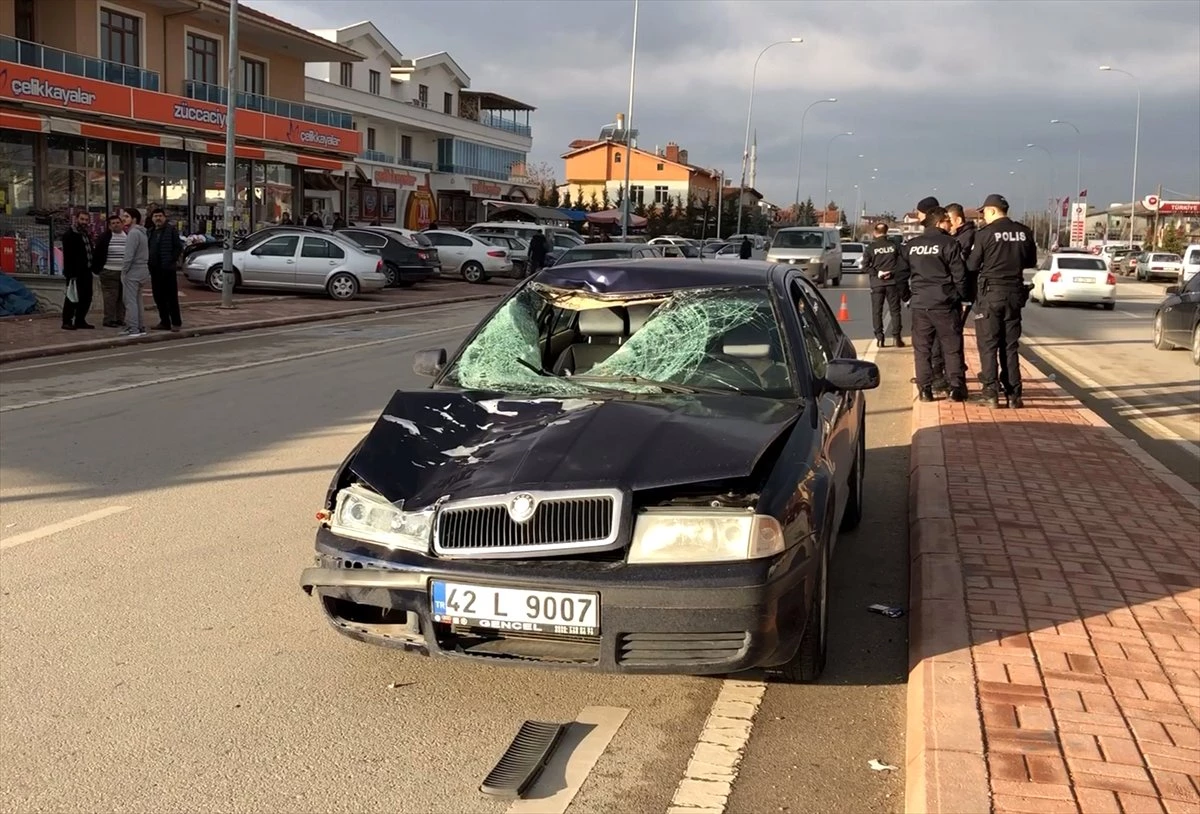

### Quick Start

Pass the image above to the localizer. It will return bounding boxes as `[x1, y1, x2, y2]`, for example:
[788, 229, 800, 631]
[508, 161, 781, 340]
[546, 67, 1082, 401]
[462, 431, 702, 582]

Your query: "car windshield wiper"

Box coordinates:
[568, 374, 730, 395]
[514, 356, 556, 377]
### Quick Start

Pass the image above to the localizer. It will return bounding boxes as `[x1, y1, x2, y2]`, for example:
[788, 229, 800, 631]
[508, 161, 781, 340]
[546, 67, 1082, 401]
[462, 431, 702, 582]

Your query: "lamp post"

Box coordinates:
[822, 131, 853, 220]
[1099, 66, 1141, 243]
[219, 0, 239, 308]
[1026, 143, 1055, 246]
[1050, 119, 1082, 201]
[737, 37, 804, 235]
[620, 0, 639, 239]
[792, 97, 837, 212]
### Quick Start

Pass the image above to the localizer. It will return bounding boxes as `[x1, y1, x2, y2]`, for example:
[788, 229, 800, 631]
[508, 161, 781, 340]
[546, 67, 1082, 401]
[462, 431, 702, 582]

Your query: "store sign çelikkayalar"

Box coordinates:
[0, 61, 361, 155]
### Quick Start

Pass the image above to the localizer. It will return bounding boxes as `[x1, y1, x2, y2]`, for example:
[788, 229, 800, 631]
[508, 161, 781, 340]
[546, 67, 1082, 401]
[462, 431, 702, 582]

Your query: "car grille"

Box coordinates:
[617, 632, 750, 666]
[433, 489, 623, 558]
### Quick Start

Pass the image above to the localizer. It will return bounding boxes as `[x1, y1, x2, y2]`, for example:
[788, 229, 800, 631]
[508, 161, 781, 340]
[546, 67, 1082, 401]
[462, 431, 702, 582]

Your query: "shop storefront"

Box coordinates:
[429, 176, 534, 229]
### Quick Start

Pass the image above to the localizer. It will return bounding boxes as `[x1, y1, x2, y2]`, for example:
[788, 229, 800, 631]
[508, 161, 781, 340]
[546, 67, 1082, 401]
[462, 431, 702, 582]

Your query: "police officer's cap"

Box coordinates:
[980, 193, 1009, 211]
[916, 196, 940, 214]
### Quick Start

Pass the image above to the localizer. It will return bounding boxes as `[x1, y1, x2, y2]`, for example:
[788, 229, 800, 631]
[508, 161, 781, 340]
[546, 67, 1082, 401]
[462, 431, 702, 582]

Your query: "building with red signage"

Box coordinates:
[0, 0, 364, 271]
[304, 21, 536, 231]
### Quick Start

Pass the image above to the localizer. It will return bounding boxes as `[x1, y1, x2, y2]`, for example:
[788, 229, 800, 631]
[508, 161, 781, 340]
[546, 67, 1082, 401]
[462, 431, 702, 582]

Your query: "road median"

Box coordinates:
[905, 328, 1200, 814]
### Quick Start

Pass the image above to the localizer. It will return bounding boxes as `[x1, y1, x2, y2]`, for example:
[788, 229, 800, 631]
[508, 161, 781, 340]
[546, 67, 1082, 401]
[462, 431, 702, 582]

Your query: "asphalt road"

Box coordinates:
[0, 282, 914, 814]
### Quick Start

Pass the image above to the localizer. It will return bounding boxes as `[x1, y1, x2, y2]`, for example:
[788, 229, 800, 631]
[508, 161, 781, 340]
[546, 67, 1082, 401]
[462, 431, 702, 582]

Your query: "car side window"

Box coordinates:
[345, 231, 386, 249]
[791, 281, 831, 377]
[1185, 274, 1200, 294]
[796, 282, 844, 356]
[253, 236, 298, 257]
[302, 238, 345, 259]
[443, 234, 472, 247]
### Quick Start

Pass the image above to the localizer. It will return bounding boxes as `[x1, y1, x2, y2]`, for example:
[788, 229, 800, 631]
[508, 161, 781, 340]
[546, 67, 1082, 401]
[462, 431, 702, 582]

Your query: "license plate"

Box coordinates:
[1073, 277, 1095, 283]
[431, 581, 600, 636]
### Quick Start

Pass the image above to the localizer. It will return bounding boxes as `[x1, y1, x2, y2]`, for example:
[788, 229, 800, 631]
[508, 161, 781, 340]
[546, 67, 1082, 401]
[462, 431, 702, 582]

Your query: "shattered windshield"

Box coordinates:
[772, 230, 825, 249]
[443, 284, 795, 398]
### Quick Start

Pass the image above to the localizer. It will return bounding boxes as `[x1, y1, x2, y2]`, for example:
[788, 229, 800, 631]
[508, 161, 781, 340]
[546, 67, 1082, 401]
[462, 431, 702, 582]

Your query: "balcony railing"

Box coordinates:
[479, 111, 532, 138]
[184, 80, 352, 130]
[404, 158, 434, 170]
[0, 35, 159, 91]
[360, 151, 433, 171]
[437, 164, 513, 182]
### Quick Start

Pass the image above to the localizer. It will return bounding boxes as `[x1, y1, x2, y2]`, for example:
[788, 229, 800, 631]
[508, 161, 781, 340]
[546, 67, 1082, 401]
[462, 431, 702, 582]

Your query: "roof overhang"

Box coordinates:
[462, 90, 536, 112]
[415, 52, 471, 88]
[329, 21, 405, 67]
[180, 1, 365, 63]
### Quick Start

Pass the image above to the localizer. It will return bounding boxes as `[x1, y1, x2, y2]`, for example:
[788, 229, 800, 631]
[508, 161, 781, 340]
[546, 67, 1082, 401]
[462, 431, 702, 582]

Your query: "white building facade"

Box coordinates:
[305, 22, 536, 229]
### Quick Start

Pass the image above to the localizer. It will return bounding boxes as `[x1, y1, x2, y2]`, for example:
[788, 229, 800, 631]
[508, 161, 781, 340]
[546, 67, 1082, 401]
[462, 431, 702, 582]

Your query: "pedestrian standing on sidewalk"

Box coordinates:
[528, 228, 549, 275]
[739, 235, 753, 259]
[967, 194, 1037, 409]
[147, 208, 183, 332]
[60, 211, 96, 331]
[903, 206, 968, 403]
[119, 207, 151, 338]
[862, 222, 908, 348]
[93, 214, 127, 327]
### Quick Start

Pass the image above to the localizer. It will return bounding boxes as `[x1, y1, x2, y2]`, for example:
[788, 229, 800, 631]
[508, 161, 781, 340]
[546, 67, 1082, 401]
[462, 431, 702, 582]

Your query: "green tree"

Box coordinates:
[562, 189, 573, 209]
[720, 197, 738, 239]
[660, 196, 675, 230]
[634, 199, 647, 218]
[613, 186, 625, 213]
[1161, 223, 1185, 254]
[839, 208, 848, 227]
[645, 203, 662, 236]
[588, 190, 601, 213]
[601, 187, 611, 211]
[548, 185, 561, 208]
[574, 186, 588, 211]
[536, 183, 549, 206]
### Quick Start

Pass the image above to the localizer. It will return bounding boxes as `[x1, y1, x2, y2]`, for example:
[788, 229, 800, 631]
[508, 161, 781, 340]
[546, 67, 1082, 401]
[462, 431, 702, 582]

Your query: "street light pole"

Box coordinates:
[1026, 143, 1055, 246]
[620, 0, 639, 240]
[737, 37, 803, 235]
[219, 0, 239, 308]
[1100, 66, 1141, 243]
[823, 131, 853, 219]
[792, 97, 837, 212]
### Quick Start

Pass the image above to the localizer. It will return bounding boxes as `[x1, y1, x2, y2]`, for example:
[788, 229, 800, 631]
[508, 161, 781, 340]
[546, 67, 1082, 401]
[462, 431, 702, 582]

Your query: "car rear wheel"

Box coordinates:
[461, 261, 486, 284]
[1192, 325, 1200, 366]
[1102, 302, 1116, 311]
[773, 542, 828, 684]
[840, 427, 866, 532]
[1153, 312, 1174, 350]
[326, 272, 359, 301]
[382, 262, 399, 287]
[1039, 289, 1052, 307]
[205, 265, 239, 293]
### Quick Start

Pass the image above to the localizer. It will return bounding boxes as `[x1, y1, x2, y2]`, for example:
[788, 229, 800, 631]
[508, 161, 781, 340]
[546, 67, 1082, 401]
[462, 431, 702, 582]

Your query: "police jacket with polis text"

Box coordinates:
[902, 226, 967, 310]
[861, 237, 908, 289]
[967, 216, 1037, 294]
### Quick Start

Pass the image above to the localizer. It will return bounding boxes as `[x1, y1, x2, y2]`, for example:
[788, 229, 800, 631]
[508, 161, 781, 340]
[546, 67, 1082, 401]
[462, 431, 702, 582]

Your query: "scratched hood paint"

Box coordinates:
[348, 390, 802, 505]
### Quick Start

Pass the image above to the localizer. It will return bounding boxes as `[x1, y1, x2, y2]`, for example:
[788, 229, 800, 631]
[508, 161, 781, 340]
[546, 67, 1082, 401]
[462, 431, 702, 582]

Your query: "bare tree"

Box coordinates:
[525, 161, 558, 189]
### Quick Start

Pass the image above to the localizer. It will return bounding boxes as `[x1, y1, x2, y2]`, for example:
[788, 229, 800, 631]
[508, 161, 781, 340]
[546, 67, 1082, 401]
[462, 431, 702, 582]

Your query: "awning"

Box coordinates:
[479, 200, 571, 223]
[587, 209, 648, 228]
[50, 116, 184, 148]
[0, 111, 48, 133]
[183, 139, 352, 172]
[556, 208, 588, 223]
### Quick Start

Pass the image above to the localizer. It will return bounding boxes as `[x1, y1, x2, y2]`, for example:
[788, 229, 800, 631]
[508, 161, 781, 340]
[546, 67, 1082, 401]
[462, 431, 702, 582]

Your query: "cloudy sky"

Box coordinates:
[247, 0, 1200, 216]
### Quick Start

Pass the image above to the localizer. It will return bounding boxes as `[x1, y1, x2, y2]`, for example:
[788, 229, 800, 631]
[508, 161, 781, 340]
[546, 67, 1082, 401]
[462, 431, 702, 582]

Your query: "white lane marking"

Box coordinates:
[506, 706, 629, 814]
[0, 506, 131, 551]
[1118, 310, 1143, 319]
[666, 679, 767, 814]
[1022, 335, 1200, 461]
[0, 302, 484, 373]
[0, 323, 475, 413]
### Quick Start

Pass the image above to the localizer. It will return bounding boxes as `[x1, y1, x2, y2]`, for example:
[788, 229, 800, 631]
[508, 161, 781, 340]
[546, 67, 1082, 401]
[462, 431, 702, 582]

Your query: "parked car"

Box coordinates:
[1152, 273, 1200, 365]
[554, 243, 662, 265]
[181, 224, 325, 264]
[464, 222, 584, 252]
[1030, 253, 1117, 309]
[471, 232, 535, 277]
[362, 227, 440, 273]
[337, 228, 439, 287]
[300, 258, 879, 682]
[659, 243, 700, 258]
[422, 230, 514, 283]
[183, 230, 387, 300]
[766, 227, 843, 286]
[840, 242, 866, 273]
[1135, 252, 1184, 282]
[1182, 243, 1200, 284]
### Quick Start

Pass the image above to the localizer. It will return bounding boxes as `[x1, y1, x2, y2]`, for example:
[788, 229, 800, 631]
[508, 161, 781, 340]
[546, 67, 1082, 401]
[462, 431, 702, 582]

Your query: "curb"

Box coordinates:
[0, 295, 283, 323]
[0, 292, 504, 366]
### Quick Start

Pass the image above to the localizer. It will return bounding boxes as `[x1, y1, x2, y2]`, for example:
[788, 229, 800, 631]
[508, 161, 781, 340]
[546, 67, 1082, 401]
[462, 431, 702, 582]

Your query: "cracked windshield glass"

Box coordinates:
[443, 285, 795, 397]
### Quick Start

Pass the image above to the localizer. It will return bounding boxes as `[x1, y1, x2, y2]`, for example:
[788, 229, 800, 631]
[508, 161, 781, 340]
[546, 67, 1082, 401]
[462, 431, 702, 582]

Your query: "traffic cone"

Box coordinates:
[837, 294, 850, 322]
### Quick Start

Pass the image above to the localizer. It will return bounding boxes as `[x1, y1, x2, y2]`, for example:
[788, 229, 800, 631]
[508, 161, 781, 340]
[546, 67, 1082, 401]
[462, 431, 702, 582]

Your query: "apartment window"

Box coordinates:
[366, 127, 376, 152]
[241, 57, 266, 96]
[443, 92, 453, 114]
[339, 62, 353, 87]
[630, 185, 645, 206]
[400, 135, 413, 161]
[613, 152, 622, 164]
[186, 33, 219, 84]
[369, 70, 381, 95]
[654, 185, 669, 204]
[15, 0, 35, 41]
[100, 7, 141, 67]
[657, 163, 664, 171]
[417, 84, 429, 107]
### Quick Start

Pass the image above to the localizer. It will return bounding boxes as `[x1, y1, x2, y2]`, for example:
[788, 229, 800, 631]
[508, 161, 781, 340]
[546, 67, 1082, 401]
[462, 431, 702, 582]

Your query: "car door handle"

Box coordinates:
[286, 259, 294, 264]
[330, 260, 338, 265]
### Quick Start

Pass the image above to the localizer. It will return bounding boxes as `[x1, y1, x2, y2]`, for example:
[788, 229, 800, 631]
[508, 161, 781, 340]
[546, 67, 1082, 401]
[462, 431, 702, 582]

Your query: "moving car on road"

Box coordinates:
[840, 242, 865, 273]
[422, 230, 514, 283]
[1030, 253, 1117, 309]
[1152, 272, 1200, 365]
[301, 259, 880, 682]
[554, 243, 661, 265]
[1135, 252, 1184, 282]
[338, 228, 439, 287]
[183, 230, 387, 300]
[766, 227, 843, 286]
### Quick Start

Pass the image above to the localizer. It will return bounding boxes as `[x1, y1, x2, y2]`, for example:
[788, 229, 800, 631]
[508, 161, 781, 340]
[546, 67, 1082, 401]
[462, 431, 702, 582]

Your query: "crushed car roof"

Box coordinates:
[532, 258, 777, 294]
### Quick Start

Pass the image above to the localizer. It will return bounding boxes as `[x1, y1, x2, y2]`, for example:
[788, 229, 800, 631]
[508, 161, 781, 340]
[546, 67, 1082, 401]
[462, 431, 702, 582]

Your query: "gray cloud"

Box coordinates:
[248, 0, 1200, 214]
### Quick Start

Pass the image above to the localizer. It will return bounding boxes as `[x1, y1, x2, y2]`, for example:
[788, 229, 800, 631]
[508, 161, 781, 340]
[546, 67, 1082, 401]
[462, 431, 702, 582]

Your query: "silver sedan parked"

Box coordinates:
[184, 230, 388, 300]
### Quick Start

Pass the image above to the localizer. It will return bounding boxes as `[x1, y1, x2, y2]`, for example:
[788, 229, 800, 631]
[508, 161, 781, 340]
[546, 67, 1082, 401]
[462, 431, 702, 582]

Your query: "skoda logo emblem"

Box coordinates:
[508, 493, 537, 523]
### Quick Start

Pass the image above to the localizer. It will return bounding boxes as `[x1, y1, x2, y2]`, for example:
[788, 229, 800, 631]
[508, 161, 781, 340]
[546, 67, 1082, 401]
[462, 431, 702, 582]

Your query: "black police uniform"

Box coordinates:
[903, 225, 968, 394]
[930, 219, 977, 384]
[862, 235, 908, 344]
[967, 211, 1037, 405]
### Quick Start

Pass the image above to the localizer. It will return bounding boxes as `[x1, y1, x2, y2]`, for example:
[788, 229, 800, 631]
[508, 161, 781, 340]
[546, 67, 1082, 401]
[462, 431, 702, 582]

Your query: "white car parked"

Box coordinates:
[422, 230, 515, 283]
[1030, 253, 1117, 309]
[1135, 252, 1185, 282]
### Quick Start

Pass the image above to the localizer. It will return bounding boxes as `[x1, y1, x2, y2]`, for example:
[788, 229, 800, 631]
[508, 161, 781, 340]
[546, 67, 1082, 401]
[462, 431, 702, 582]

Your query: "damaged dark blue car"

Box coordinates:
[300, 258, 879, 682]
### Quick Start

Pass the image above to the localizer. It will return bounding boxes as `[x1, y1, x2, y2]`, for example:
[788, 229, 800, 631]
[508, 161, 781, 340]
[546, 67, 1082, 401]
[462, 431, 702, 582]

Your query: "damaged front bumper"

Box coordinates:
[301, 529, 811, 675]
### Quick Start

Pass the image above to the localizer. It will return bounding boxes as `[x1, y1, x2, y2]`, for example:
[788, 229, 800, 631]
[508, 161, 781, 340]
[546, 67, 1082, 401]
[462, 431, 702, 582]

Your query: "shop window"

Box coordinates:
[45, 135, 107, 214]
[197, 156, 251, 237]
[241, 57, 266, 96]
[253, 163, 296, 227]
[369, 70, 381, 95]
[187, 32, 220, 85]
[0, 131, 35, 215]
[101, 7, 140, 67]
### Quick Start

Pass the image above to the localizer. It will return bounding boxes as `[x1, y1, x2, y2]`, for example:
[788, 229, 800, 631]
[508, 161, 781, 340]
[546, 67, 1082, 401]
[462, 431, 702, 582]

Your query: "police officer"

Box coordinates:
[967, 194, 1037, 409]
[903, 206, 968, 402]
[946, 202, 990, 386]
[862, 222, 908, 348]
[911, 197, 951, 393]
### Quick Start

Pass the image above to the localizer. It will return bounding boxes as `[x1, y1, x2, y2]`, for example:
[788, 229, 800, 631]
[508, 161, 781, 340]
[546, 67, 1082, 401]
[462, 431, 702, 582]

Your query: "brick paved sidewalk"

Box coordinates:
[907, 328, 1200, 814]
[0, 275, 506, 363]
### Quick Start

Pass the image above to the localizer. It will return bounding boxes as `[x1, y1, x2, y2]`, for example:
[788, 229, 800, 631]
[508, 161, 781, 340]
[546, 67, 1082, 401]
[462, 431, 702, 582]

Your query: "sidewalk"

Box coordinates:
[906, 328, 1200, 813]
[0, 275, 507, 364]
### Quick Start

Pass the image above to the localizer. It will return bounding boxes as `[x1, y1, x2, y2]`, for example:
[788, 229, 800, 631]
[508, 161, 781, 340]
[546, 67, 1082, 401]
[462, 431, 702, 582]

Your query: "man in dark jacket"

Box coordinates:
[862, 222, 909, 348]
[903, 206, 968, 402]
[738, 236, 753, 259]
[528, 229, 549, 274]
[147, 207, 182, 332]
[967, 193, 1038, 408]
[61, 211, 96, 330]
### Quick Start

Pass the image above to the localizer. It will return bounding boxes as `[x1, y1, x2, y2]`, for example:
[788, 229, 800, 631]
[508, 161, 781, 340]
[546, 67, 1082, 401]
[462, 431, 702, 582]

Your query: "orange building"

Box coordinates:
[560, 139, 721, 210]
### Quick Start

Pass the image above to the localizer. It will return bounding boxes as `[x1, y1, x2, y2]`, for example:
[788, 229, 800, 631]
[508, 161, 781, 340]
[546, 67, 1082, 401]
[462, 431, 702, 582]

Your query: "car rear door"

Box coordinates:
[296, 237, 347, 288]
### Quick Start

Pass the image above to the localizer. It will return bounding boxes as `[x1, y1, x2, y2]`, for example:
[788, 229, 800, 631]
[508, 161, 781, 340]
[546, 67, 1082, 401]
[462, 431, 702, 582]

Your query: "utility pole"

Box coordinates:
[620, 0, 639, 240]
[1152, 182, 1162, 249]
[219, 0, 239, 308]
[715, 171, 724, 240]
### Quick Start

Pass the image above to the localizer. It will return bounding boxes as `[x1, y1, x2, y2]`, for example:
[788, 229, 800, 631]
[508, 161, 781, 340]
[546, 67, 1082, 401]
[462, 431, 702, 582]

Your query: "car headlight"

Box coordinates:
[330, 484, 433, 552]
[627, 509, 785, 564]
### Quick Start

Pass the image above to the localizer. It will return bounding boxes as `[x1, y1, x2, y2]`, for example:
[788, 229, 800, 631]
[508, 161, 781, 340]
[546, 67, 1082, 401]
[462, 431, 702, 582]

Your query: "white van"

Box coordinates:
[1182, 244, 1200, 284]
[465, 221, 584, 251]
[766, 227, 843, 286]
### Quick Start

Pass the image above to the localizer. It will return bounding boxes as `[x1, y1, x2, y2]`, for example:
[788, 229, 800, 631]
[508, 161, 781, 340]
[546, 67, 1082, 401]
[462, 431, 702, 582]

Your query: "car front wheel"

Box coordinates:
[840, 427, 865, 532]
[773, 542, 828, 684]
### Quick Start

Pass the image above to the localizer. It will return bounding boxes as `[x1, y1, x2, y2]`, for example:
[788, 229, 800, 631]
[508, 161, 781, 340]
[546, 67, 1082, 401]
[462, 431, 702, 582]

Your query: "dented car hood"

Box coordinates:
[348, 391, 802, 505]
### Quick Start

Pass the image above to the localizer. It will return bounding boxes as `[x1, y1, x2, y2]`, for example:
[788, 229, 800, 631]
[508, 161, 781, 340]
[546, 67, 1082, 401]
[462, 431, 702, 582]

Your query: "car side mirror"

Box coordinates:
[823, 358, 880, 392]
[1166, 285, 1181, 296]
[414, 348, 447, 377]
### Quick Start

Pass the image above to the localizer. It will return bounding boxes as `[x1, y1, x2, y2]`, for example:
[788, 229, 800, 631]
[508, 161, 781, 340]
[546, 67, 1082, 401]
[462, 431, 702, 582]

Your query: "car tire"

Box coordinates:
[1039, 290, 1052, 307]
[326, 272, 359, 301]
[1152, 312, 1174, 350]
[205, 265, 239, 293]
[1102, 302, 1116, 311]
[832, 271, 842, 287]
[773, 541, 828, 684]
[382, 262, 399, 287]
[1192, 324, 1200, 366]
[840, 427, 865, 532]
[461, 261, 486, 284]
[396, 280, 415, 288]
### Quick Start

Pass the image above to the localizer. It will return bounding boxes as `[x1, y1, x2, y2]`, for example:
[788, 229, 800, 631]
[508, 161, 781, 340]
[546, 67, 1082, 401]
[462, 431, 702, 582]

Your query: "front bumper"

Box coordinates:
[301, 529, 812, 675]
